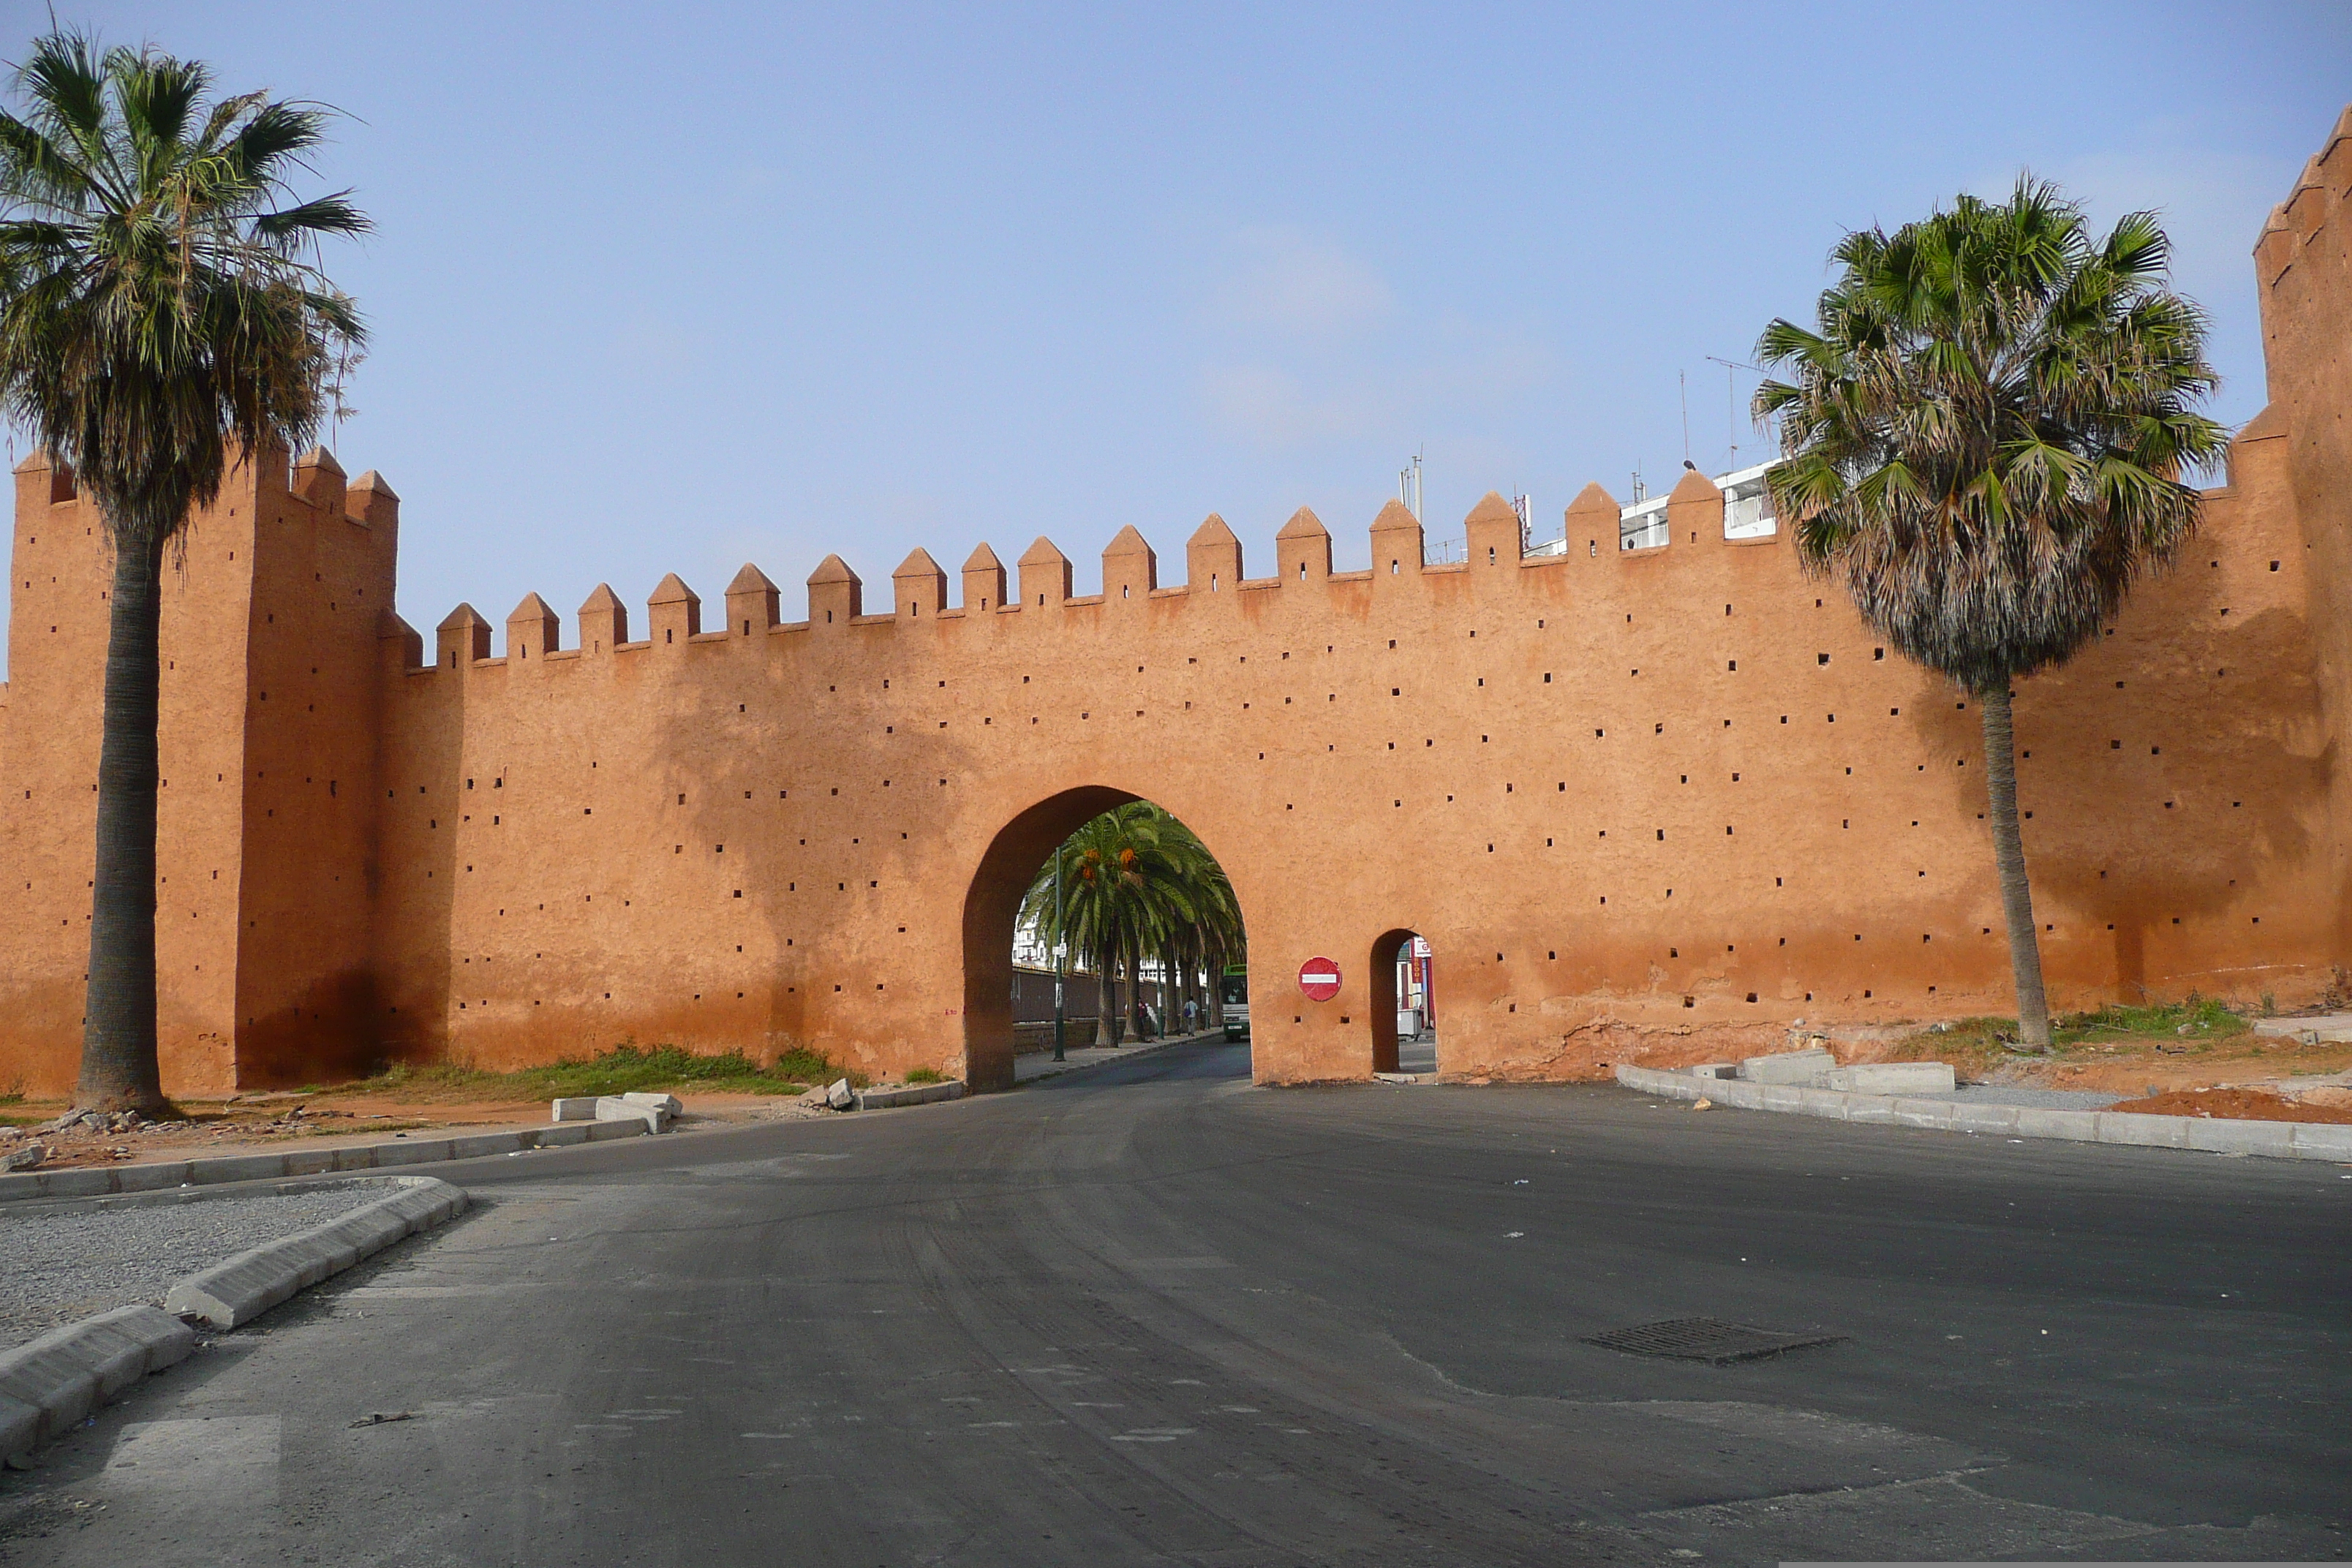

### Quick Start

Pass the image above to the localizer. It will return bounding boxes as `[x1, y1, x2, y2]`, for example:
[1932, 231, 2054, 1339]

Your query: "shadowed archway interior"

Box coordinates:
[1368, 928, 1419, 1077]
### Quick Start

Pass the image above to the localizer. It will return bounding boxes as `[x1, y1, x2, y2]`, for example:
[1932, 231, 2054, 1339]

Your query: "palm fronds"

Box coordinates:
[1018, 803, 1245, 1041]
[1752, 176, 2224, 695]
[0, 27, 369, 549]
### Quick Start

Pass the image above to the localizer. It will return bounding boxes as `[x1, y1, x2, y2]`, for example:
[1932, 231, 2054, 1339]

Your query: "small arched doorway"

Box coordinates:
[961, 787, 1248, 1089]
[1368, 929, 1436, 1076]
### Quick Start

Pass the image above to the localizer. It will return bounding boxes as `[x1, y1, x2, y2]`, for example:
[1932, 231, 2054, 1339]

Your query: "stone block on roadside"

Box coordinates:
[551, 1097, 600, 1122]
[825, 1079, 856, 1111]
[593, 1097, 669, 1133]
[620, 1092, 682, 1117]
[1735, 1049, 1836, 1084]
[1813, 1062, 1956, 1095]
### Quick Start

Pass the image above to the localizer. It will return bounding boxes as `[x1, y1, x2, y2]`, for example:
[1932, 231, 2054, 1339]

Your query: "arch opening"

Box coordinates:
[961, 789, 1248, 1090]
[1369, 929, 1436, 1076]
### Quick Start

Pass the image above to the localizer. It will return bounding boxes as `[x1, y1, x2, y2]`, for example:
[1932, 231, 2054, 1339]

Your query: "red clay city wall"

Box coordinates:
[2255, 105, 2352, 967]
[0, 449, 397, 1096]
[0, 109, 2345, 1097]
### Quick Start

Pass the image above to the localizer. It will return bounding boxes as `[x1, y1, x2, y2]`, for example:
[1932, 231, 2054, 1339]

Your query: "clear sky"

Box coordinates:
[2, 1, 2346, 666]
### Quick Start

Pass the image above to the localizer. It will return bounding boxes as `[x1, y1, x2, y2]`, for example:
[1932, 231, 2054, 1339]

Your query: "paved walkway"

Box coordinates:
[1014, 1028, 1225, 1084]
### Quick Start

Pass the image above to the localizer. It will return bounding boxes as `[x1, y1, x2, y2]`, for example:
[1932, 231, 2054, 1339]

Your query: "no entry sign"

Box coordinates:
[1297, 957, 1341, 1001]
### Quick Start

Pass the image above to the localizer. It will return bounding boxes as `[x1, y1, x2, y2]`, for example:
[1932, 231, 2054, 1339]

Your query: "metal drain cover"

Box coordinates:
[1583, 1316, 1845, 1364]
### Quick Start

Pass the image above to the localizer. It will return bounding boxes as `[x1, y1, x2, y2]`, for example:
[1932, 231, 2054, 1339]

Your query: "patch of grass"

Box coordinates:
[323, 1043, 859, 1102]
[0, 1078, 23, 1106]
[905, 1066, 944, 1085]
[1883, 996, 2252, 1077]
[2057, 995, 2247, 1044]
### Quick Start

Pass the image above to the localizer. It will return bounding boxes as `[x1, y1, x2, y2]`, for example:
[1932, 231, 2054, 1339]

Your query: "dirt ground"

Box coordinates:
[1544, 1010, 2352, 1123]
[2112, 1085, 2352, 1124]
[0, 1089, 811, 1172]
[8, 1020, 2352, 1169]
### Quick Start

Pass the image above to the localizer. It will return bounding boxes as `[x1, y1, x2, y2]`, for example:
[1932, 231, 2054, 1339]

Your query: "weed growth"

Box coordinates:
[326, 1042, 857, 1101]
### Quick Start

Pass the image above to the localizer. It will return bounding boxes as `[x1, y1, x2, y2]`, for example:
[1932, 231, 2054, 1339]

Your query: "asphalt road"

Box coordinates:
[4, 1040, 2348, 1566]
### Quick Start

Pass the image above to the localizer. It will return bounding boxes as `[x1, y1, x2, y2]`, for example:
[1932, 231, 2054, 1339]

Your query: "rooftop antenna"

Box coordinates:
[1630, 464, 1646, 505]
[1706, 355, 1766, 472]
[1398, 448, 1422, 523]
[1679, 370, 1692, 467]
[1510, 490, 1531, 551]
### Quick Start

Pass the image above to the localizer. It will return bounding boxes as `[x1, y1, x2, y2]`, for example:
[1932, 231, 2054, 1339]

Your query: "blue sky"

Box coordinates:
[3, 1, 2347, 660]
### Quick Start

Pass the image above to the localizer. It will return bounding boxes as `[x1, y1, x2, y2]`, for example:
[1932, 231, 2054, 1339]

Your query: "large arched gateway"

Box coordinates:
[960, 785, 1253, 1089]
[4, 162, 2350, 1099]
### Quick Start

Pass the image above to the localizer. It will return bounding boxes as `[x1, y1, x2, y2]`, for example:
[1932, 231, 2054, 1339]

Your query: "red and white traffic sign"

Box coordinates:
[1297, 957, 1341, 1002]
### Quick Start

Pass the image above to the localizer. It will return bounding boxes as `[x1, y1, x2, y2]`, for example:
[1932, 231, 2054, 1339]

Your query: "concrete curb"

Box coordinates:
[0, 1116, 647, 1205]
[1615, 1064, 2352, 1164]
[0, 1303, 196, 1467]
[162, 1176, 468, 1331]
[855, 1081, 966, 1111]
[0, 1175, 468, 1465]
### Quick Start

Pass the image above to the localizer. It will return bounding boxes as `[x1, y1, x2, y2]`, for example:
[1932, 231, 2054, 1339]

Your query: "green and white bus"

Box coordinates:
[1220, 963, 1249, 1043]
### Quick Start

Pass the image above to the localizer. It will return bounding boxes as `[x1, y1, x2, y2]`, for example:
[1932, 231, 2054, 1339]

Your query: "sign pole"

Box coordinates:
[1052, 844, 1066, 1063]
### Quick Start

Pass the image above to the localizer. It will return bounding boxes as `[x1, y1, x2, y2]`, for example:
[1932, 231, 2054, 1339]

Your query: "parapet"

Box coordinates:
[507, 593, 559, 660]
[435, 603, 491, 668]
[728, 564, 781, 636]
[293, 447, 345, 513]
[1018, 538, 1071, 608]
[1102, 525, 1156, 604]
[578, 583, 628, 652]
[2256, 102, 2351, 288]
[807, 556, 860, 627]
[892, 549, 945, 619]
[1279, 507, 1334, 583]
[1187, 515, 1241, 598]
[400, 442, 2296, 687]
[649, 573, 701, 646]
[961, 543, 1006, 615]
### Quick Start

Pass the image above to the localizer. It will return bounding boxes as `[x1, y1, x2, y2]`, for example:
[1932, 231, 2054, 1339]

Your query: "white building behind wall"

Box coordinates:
[1526, 461, 1778, 556]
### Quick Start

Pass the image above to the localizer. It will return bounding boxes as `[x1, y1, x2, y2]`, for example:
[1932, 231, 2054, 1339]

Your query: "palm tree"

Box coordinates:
[0, 32, 368, 1112]
[1019, 803, 1243, 1047]
[1754, 178, 2224, 1049]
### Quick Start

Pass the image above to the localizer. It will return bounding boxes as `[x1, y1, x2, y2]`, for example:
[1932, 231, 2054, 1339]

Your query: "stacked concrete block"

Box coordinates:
[1735, 1049, 1836, 1084]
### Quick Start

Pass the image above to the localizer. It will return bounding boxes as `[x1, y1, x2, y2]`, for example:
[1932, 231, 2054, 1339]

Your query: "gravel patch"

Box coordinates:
[1914, 1085, 2123, 1110]
[0, 1183, 386, 1349]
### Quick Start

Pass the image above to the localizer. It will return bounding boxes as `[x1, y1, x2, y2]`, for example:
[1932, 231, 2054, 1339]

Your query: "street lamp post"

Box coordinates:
[1052, 843, 1066, 1063]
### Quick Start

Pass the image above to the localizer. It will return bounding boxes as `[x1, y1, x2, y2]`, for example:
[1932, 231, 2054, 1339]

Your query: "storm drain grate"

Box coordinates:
[1582, 1317, 1845, 1365]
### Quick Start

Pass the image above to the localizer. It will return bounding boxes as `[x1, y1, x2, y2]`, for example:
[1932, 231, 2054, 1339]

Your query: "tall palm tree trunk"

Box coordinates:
[1980, 685, 2052, 1049]
[1095, 965, 1116, 1047]
[78, 529, 170, 1114]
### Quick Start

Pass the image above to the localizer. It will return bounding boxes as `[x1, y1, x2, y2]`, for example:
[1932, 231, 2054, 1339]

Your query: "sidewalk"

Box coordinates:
[1014, 1028, 1226, 1085]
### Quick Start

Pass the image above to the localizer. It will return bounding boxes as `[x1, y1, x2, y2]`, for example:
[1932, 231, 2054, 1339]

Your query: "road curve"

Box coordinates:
[4, 1040, 2346, 1565]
